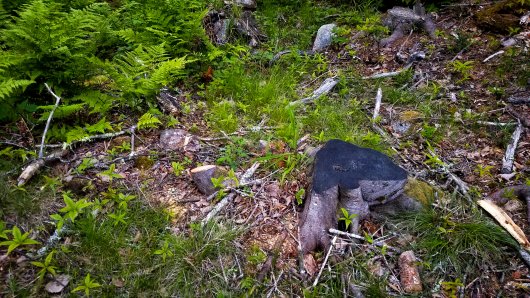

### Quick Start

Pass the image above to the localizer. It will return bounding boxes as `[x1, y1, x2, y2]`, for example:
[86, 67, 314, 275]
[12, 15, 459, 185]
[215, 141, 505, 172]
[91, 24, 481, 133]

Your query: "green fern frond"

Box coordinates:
[73, 91, 114, 114]
[137, 112, 161, 130]
[38, 103, 85, 121]
[66, 126, 90, 144]
[85, 118, 113, 134]
[149, 56, 188, 87]
[0, 79, 34, 100]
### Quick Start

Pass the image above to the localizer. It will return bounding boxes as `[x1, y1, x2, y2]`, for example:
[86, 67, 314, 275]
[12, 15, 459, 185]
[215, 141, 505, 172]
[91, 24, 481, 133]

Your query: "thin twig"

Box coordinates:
[362, 63, 413, 80]
[313, 236, 337, 287]
[483, 50, 504, 63]
[290, 77, 339, 106]
[39, 83, 62, 158]
[129, 125, 137, 158]
[329, 228, 401, 252]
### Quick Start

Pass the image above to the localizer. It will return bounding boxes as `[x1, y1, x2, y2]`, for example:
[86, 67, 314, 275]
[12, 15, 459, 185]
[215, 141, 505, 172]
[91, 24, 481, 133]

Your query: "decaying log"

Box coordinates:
[501, 121, 523, 174]
[17, 149, 69, 186]
[399, 250, 423, 293]
[478, 199, 530, 250]
[380, 3, 436, 47]
[191, 165, 226, 195]
[289, 77, 339, 106]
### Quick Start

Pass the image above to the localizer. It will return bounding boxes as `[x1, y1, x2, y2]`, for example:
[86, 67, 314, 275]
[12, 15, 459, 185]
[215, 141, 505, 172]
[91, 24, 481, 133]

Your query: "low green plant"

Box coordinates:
[0, 226, 40, 255]
[75, 158, 95, 174]
[448, 60, 474, 82]
[339, 208, 357, 230]
[216, 138, 249, 170]
[474, 164, 493, 178]
[137, 112, 162, 130]
[31, 251, 58, 280]
[154, 240, 174, 262]
[295, 188, 305, 205]
[246, 244, 267, 266]
[72, 273, 101, 297]
[171, 158, 190, 176]
[97, 164, 123, 182]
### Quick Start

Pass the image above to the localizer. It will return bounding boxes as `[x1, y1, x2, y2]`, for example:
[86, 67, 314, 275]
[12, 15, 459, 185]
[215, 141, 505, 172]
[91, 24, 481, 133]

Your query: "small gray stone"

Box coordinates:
[392, 121, 412, 135]
[502, 37, 517, 47]
[159, 129, 200, 153]
[312, 24, 336, 52]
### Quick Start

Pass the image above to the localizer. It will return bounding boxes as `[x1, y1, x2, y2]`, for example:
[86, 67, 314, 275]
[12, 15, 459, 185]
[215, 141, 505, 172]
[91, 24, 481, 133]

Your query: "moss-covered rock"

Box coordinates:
[475, 0, 530, 33]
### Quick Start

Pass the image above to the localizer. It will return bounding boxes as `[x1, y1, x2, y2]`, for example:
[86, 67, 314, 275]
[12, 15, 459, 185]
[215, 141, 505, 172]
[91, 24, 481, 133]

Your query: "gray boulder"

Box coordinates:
[312, 24, 336, 52]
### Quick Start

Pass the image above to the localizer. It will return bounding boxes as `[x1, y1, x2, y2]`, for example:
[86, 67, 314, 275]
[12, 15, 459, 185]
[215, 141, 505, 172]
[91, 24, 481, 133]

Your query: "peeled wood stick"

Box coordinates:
[39, 83, 61, 159]
[312, 235, 337, 287]
[483, 50, 504, 63]
[477, 199, 530, 250]
[373, 87, 382, 120]
[501, 121, 523, 174]
[18, 149, 68, 186]
[289, 77, 339, 106]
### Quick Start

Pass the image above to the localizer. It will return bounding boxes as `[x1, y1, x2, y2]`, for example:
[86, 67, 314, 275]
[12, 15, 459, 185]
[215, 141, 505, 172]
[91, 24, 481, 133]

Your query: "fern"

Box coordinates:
[0, 79, 34, 100]
[137, 112, 161, 130]
[38, 103, 85, 121]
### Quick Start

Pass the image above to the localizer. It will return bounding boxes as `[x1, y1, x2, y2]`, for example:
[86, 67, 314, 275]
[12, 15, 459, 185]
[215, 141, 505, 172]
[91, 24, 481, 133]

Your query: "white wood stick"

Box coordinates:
[476, 121, 516, 127]
[329, 228, 400, 252]
[483, 50, 504, 63]
[501, 121, 523, 174]
[290, 77, 339, 106]
[39, 83, 62, 158]
[312, 235, 337, 287]
[373, 87, 382, 120]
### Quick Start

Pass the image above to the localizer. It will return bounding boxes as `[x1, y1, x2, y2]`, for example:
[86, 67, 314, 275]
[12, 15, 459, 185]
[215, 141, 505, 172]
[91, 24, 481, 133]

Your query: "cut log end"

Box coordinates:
[399, 250, 423, 293]
[191, 165, 226, 195]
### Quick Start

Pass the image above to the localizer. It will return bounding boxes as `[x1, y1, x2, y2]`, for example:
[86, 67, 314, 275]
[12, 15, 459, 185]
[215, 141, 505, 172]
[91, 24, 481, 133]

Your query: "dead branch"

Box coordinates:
[483, 50, 505, 63]
[39, 83, 61, 159]
[373, 87, 382, 120]
[507, 94, 530, 104]
[329, 228, 401, 253]
[201, 163, 260, 225]
[478, 199, 530, 250]
[312, 235, 337, 287]
[501, 121, 523, 174]
[17, 149, 68, 186]
[129, 125, 137, 158]
[289, 77, 339, 106]
[476, 121, 516, 127]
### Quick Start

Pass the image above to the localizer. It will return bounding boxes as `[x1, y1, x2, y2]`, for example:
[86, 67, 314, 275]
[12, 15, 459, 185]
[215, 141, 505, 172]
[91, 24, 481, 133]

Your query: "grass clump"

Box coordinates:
[399, 206, 517, 275]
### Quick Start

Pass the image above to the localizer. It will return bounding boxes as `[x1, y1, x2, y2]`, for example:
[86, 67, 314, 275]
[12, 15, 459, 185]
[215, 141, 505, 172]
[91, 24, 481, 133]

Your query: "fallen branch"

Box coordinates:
[39, 84, 61, 159]
[501, 121, 523, 174]
[129, 125, 137, 158]
[373, 87, 382, 120]
[476, 121, 516, 127]
[201, 163, 260, 225]
[18, 149, 68, 186]
[483, 50, 504, 63]
[289, 77, 339, 106]
[312, 235, 337, 287]
[329, 228, 401, 253]
[478, 199, 530, 250]
[507, 94, 530, 105]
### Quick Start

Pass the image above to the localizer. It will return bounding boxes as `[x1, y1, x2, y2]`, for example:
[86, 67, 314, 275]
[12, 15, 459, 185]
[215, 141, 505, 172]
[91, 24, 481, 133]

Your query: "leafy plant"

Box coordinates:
[31, 251, 58, 280]
[98, 164, 124, 182]
[295, 188, 305, 205]
[339, 208, 357, 230]
[448, 60, 474, 82]
[137, 112, 162, 130]
[0, 226, 40, 255]
[72, 273, 101, 296]
[474, 164, 493, 178]
[154, 240, 174, 262]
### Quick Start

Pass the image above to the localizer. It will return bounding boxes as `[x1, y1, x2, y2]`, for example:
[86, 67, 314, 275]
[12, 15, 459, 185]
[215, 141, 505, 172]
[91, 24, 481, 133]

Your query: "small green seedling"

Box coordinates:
[295, 188, 305, 205]
[474, 164, 493, 178]
[98, 164, 124, 182]
[154, 240, 174, 261]
[339, 208, 357, 230]
[0, 221, 10, 239]
[60, 193, 92, 221]
[72, 273, 101, 296]
[0, 226, 40, 255]
[109, 210, 128, 226]
[31, 251, 58, 280]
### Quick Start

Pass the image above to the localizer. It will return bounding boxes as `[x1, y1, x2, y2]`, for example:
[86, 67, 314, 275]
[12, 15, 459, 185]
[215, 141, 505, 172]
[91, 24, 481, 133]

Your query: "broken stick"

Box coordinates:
[329, 228, 400, 253]
[501, 120, 523, 174]
[39, 83, 61, 159]
[289, 77, 339, 106]
[373, 87, 382, 120]
[18, 149, 68, 186]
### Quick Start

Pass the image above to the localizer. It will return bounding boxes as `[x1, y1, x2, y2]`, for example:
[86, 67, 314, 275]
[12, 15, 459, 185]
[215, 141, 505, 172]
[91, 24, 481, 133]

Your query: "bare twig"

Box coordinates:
[39, 84, 62, 159]
[501, 121, 523, 174]
[363, 63, 413, 80]
[373, 87, 382, 120]
[312, 235, 337, 287]
[476, 121, 516, 127]
[129, 125, 137, 158]
[483, 50, 504, 63]
[289, 77, 339, 106]
[329, 228, 401, 252]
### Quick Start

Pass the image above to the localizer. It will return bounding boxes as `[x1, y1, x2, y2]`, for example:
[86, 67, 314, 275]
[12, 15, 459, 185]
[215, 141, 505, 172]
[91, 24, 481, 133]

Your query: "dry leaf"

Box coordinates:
[112, 276, 125, 288]
[303, 254, 318, 276]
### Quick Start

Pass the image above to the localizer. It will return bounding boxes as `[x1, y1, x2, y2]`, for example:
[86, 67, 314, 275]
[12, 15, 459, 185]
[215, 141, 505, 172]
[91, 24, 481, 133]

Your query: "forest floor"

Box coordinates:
[1, 0, 530, 297]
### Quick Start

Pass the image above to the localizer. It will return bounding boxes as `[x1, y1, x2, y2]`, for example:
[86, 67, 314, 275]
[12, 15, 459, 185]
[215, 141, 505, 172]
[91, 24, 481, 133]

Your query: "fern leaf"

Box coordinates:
[0, 79, 34, 100]
[38, 103, 85, 121]
[85, 118, 113, 134]
[137, 112, 161, 130]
